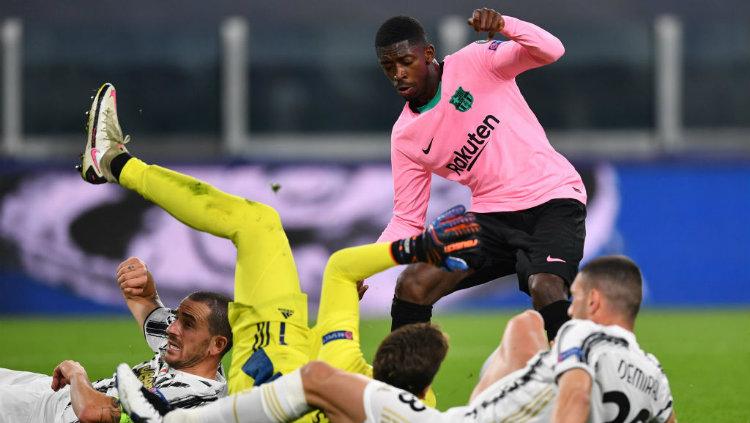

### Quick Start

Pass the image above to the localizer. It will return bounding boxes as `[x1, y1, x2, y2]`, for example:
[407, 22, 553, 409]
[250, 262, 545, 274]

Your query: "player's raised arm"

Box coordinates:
[468, 7, 564, 79]
[116, 257, 164, 329]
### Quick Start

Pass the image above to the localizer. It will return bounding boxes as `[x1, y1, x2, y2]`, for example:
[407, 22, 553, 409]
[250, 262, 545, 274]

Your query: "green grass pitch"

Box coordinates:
[1, 309, 748, 422]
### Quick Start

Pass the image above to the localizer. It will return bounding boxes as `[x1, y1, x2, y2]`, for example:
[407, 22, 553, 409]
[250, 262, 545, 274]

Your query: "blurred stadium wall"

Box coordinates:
[1, 1, 749, 315]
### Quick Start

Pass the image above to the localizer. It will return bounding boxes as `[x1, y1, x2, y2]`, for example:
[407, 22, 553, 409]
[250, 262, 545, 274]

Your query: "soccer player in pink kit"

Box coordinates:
[376, 7, 587, 340]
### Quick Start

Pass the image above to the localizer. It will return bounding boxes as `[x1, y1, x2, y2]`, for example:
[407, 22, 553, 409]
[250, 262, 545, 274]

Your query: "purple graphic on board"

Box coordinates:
[0, 164, 618, 315]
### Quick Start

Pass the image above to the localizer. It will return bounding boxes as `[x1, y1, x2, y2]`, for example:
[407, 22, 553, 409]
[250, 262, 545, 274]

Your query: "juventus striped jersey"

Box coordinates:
[90, 307, 227, 410]
[363, 319, 673, 423]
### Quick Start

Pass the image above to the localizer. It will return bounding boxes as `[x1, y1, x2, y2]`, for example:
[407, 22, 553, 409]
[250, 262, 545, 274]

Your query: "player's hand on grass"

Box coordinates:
[116, 257, 156, 300]
[467, 7, 505, 39]
[391, 205, 483, 271]
[51, 360, 87, 391]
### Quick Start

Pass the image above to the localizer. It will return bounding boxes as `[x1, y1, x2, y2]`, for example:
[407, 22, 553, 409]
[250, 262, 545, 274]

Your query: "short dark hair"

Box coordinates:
[187, 291, 233, 357]
[373, 323, 448, 396]
[579, 256, 643, 321]
[375, 16, 428, 48]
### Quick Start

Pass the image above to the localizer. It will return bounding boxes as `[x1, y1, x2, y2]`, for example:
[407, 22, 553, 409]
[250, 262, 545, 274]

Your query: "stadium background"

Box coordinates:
[0, 1, 748, 421]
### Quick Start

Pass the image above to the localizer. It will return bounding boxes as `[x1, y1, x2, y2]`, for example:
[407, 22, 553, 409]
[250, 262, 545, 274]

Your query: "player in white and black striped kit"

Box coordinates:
[118, 255, 675, 423]
[0, 258, 229, 423]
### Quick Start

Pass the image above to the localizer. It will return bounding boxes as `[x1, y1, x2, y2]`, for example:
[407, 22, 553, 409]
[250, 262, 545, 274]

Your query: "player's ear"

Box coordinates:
[211, 335, 228, 356]
[588, 288, 601, 315]
[424, 43, 436, 63]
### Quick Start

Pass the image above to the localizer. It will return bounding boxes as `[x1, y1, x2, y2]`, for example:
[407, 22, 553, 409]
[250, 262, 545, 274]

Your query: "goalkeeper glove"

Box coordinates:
[390, 205, 482, 271]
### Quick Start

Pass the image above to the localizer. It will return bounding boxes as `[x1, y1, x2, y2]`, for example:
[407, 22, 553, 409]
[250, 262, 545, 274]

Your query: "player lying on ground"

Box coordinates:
[78, 82, 482, 420]
[376, 7, 587, 341]
[118, 255, 676, 423]
[121, 207, 481, 422]
[80, 82, 313, 395]
[0, 260, 231, 423]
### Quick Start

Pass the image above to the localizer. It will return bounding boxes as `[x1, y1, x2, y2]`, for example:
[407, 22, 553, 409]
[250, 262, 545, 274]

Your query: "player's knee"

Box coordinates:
[508, 310, 544, 335]
[528, 273, 567, 307]
[300, 361, 337, 393]
[395, 264, 433, 304]
[242, 200, 283, 229]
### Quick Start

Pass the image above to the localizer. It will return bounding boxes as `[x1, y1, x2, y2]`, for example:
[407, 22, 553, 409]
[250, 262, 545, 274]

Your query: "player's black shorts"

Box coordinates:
[453, 198, 586, 295]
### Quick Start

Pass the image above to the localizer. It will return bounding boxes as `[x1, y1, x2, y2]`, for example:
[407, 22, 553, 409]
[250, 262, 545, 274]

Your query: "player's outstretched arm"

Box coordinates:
[319, 204, 481, 328]
[116, 257, 164, 329]
[52, 360, 121, 423]
[551, 368, 592, 423]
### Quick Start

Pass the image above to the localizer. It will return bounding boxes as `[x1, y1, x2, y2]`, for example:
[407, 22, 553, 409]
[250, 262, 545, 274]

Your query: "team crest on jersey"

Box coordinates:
[277, 308, 294, 319]
[488, 40, 502, 51]
[135, 367, 155, 389]
[450, 87, 473, 112]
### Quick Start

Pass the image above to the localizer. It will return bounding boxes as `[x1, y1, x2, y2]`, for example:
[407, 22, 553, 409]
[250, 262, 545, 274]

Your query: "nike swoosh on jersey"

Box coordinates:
[546, 255, 566, 263]
[422, 138, 434, 154]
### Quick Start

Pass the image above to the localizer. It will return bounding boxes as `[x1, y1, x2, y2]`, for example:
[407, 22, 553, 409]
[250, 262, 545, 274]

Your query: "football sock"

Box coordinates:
[539, 299, 571, 341]
[165, 369, 310, 423]
[108, 152, 132, 182]
[390, 297, 433, 332]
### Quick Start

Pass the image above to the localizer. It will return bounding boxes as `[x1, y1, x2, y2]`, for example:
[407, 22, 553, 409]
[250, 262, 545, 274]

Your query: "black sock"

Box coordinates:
[390, 297, 433, 332]
[538, 300, 571, 341]
[109, 152, 133, 182]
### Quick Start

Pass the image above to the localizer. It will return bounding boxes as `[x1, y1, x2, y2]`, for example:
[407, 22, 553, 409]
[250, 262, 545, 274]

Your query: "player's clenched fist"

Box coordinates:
[467, 7, 505, 39]
[116, 257, 156, 300]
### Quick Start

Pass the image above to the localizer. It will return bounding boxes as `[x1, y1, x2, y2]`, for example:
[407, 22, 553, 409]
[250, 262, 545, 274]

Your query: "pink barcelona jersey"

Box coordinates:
[379, 16, 587, 242]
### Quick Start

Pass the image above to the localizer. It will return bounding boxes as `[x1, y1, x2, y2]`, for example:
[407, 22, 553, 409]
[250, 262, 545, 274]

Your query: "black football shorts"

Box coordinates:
[453, 198, 586, 295]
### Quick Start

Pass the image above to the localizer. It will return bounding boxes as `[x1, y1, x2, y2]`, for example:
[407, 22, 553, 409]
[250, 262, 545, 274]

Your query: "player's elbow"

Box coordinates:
[324, 248, 351, 277]
[545, 39, 565, 63]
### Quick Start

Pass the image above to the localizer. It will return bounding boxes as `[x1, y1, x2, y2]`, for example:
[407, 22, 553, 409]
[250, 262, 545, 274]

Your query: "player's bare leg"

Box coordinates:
[470, 310, 547, 400]
[391, 263, 471, 331]
[529, 272, 570, 340]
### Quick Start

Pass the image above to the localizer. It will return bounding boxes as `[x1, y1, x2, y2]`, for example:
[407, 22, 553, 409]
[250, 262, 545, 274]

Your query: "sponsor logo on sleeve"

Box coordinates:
[558, 347, 583, 362]
[322, 330, 353, 344]
[488, 40, 502, 51]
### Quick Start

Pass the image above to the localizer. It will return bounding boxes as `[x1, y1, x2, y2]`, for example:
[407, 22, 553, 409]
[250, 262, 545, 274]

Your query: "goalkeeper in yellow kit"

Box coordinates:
[79, 84, 481, 420]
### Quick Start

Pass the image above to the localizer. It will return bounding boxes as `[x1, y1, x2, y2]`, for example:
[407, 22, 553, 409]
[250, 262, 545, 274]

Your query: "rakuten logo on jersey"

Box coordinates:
[445, 114, 500, 176]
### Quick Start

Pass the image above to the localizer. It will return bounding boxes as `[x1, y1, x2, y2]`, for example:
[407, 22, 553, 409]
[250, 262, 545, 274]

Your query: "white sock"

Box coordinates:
[165, 369, 311, 423]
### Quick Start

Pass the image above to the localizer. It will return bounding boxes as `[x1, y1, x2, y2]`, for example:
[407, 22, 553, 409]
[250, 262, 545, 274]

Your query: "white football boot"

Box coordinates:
[79, 82, 130, 184]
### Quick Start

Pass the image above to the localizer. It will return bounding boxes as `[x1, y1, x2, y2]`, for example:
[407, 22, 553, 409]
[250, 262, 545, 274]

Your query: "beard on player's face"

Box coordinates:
[163, 332, 211, 369]
[163, 299, 214, 369]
